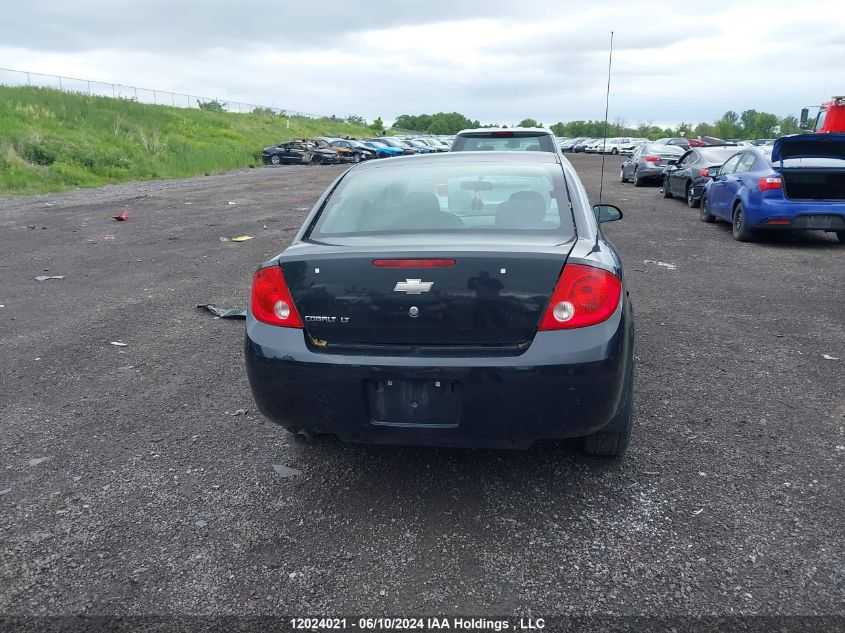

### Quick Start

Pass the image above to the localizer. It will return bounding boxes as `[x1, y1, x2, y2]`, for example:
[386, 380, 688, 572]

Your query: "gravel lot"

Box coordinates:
[1, 155, 843, 624]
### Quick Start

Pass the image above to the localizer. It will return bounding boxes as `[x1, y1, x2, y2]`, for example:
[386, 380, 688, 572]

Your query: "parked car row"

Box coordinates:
[619, 134, 845, 244]
[261, 134, 454, 166]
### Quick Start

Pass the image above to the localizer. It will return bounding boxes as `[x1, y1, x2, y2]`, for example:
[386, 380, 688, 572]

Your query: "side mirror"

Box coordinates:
[594, 203, 623, 223]
[799, 108, 809, 128]
[706, 166, 720, 178]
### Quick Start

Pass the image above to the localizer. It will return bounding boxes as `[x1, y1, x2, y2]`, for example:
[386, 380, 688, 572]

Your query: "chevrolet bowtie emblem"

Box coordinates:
[393, 279, 434, 294]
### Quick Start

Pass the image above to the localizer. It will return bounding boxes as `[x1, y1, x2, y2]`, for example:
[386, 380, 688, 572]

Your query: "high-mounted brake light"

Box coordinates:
[372, 259, 456, 268]
[644, 155, 661, 162]
[250, 266, 302, 328]
[539, 264, 622, 330]
[758, 177, 782, 191]
[491, 131, 514, 137]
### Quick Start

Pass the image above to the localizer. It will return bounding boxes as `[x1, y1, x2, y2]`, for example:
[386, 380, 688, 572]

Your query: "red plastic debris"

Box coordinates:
[112, 211, 129, 221]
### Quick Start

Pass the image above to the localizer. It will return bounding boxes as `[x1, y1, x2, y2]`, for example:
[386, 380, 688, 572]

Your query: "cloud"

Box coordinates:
[1, 0, 844, 126]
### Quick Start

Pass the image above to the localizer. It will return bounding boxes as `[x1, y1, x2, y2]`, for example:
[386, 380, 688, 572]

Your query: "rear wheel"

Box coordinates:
[353, 152, 362, 163]
[686, 183, 698, 208]
[583, 381, 633, 458]
[699, 193, 715, 223]
[619, 167, 627, 183]
[732, 203, 755, 241]
[270, 154, 281, 165]
[611, 147, 619, 155]
[662, 177, 673, 198]
[633, 168, 644, 187]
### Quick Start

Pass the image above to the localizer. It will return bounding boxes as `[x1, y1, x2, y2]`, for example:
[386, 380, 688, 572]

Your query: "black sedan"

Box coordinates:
[245, 152, 635, 457]
[661, 146, 741, 207]
[261, 141, 341, 166]
[620, 143, 685, 186]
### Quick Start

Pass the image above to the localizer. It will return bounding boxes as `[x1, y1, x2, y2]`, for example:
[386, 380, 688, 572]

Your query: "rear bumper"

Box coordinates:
[748, 199, 845, 229]
[245, 302, 634, 448]
[637, 165, 666, 180]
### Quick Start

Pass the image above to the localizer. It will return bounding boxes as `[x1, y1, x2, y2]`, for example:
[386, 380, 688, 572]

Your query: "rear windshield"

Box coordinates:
[451, 133, 556, 152]
[646, 144, 685, 156]
[308, 162, 574, 239]
[697, 147, 745, 163]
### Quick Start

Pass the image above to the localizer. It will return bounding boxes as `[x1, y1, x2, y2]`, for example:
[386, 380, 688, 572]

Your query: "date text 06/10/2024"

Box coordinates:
[289, 617, 546, 631]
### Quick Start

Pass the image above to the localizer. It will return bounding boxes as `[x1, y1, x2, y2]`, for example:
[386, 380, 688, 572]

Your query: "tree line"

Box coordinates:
[391, 110, 803, 140]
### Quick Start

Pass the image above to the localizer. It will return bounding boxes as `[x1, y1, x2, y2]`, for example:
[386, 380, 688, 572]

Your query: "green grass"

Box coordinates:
[0, 86, 377, 195]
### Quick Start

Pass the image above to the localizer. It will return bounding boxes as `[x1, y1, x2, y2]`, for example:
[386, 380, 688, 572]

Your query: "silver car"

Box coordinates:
[620, 143, 686, 186]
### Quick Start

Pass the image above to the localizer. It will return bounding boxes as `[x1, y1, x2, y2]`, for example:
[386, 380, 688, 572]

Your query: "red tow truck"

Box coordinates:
[800, 97, 845, 133]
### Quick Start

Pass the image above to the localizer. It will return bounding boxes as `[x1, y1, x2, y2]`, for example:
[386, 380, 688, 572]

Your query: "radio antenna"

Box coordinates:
[598, 31, 614, 206]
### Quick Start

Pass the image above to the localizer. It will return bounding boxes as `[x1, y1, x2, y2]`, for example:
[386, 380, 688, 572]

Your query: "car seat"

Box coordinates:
[495, 191, 548, 229]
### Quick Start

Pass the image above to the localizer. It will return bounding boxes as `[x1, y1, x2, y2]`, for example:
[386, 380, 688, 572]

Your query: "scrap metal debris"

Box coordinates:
[196, 304, 246, 319]
[195, 519, 207, 528]
[643, 260, 677, 270]
[29, 457, 50, 467]
[821, 354, 840, 360]
[110, 341, 128, 347]
[35, 275, 64, 282]
[0, 488, 11, 496]
[230, 235, 253, 242]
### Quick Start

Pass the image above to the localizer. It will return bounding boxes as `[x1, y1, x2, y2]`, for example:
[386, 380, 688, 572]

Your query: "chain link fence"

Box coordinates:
[0, 67, 327, 120]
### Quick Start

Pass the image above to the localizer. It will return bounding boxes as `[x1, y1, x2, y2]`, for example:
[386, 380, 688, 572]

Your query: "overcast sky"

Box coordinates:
[2, 0, 844, 126]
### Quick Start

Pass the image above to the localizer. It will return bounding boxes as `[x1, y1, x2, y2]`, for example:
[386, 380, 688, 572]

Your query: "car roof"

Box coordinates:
[350, 150, 560, 171]
[455, 127, 555, 135]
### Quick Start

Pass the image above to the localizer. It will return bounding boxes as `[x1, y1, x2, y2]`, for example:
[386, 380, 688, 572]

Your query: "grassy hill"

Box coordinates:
[0, 86, 376, 195]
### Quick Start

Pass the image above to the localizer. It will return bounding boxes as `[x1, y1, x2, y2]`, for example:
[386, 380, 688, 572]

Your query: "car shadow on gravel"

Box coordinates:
[710, 223, 843, 248]
[292, 434, 627, 475]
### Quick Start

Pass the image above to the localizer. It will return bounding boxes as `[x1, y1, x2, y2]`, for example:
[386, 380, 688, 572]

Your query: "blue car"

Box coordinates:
[700, 134, 845, 243]
[362, 140, 404, 158]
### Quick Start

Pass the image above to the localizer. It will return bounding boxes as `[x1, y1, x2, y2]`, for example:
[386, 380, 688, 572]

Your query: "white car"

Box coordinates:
[598, 138, 630, 155]
[619, 138, 649, 155]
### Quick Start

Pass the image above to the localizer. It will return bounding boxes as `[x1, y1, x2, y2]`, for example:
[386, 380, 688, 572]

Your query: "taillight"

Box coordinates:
[373, 259, 456, 268]
[539, 264, 622, 330]
[644, 155, 660, 162]
[699, 168, 710, 177]
[250, 266, 303, 328]
[758, 177, 782, 191]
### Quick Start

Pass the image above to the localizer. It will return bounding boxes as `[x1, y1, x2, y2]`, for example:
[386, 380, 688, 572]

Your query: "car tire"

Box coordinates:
[353, 153, 362, 163]
[732, 203, 755, 241]
[583, 380, 633, 458]
[633, 168, 644, 187]
[611, 147, 619, 155]
[836, 231, 845, 244]
[270, 154, 281, 165]
[686, 183, 699, 208]
[619, 167, 627, 183]
[662, 177, 673, 198]
[699, 193, 715, 223]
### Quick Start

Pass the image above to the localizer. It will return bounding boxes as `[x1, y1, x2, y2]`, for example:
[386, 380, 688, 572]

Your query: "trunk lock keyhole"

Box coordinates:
[408, 306, 420, 318]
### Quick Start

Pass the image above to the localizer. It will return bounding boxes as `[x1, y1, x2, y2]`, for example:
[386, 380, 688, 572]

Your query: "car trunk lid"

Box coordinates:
[281, 243, 573, 350]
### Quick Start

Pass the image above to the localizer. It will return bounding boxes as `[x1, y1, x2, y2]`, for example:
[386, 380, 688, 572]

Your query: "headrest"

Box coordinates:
[495, 191, 547, 228]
